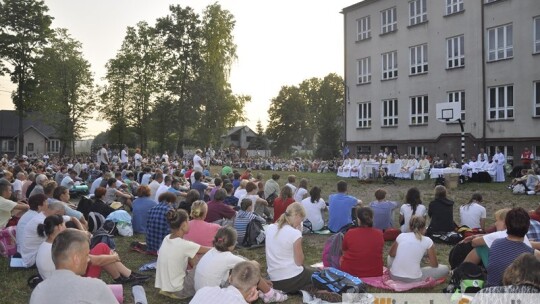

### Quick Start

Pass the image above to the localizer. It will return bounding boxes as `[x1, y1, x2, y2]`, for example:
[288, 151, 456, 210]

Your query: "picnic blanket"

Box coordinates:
[360, 268, 445, 292]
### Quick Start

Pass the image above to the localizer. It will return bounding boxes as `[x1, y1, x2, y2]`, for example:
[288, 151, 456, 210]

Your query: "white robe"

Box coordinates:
[493, 152, 506, 182]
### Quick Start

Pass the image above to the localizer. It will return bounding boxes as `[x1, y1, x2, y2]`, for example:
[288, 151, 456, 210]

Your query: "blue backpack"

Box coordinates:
[311, 267, 365, 294]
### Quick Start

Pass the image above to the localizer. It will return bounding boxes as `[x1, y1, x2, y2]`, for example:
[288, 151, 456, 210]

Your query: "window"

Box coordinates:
[47, 139, 60, 153]
[447, 90, 466, 121]
[534, 146, 540, 161]
[410, 44, 428, 75]
[409, 146, 425, 157]
[484, 0, 504, 3]
[410, 96, 429, 125]
[487, 24, 513, 61]
[27, 143, 34, 152]
[1, 140, 15, 152]
[535, 81, 540, 117]
[488, 85, 513, 120]
[534, 17, 540, 54]
[357, 16, 371, 41]
[446, 0, 464, 15]
[382, 99, 398, 126]
[356, 146, 371, 156]
[357, 57, 371, 84]
[409, 0, 427, 26]
[357, 102, 372, 128]
[447, 35, 464, 68]
[381, 7, 397, 34]
[381, 51, 398, 80]
[487, 146, 514, 163]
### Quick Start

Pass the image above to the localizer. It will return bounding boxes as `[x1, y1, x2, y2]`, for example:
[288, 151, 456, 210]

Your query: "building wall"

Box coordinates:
[343, 0, 540, 161]
[19, 128, 47, 155]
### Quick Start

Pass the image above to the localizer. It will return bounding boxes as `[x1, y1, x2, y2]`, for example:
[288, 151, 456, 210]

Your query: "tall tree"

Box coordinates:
[252, 120, 268, 150]
[0, 0, 53, 154]
[313, 73, 344, 159]
[32, 28, 96, 155]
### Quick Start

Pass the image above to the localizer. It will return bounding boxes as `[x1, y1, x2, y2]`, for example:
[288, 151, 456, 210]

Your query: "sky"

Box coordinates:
[0, 0, 358, 139]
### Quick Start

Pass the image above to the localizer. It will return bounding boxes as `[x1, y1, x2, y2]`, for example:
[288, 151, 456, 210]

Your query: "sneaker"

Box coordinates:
[113, 275, 138, 284]
[263, 288, 288, 303]
[130, 272, 150, 282]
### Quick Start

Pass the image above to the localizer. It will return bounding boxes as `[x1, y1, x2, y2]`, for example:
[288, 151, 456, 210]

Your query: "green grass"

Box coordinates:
[1, 168, 538, 304]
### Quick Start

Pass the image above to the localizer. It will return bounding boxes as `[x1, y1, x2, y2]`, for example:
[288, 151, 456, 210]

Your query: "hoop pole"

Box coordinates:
[458, 119, 465, 164]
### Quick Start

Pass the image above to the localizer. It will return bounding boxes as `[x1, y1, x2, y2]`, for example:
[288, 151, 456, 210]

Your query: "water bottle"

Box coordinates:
[132, 285, 148, 304]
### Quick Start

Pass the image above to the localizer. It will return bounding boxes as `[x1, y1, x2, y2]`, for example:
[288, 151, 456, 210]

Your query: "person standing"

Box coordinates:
[120, 145, 129, 167]
[97, 144, 109, 172]
[520, 147, 534, 169]
[134, 148, 143, 170]
[493, 147, 506, 183]
[192, 149, 205, 184]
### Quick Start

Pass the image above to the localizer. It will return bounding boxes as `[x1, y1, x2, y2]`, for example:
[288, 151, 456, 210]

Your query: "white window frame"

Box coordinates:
[410, 44, 428, 75]
[447, 90, 466, 121]
[487, 24, 513, 61]
[357, 102, 372, 128]
[381, 51, 398, 80]
[446, 0, 464, 15]
[1, 139, 15, 152]
[488, 85, 514, 120]
[409, 0, 427, 26]
[447, 35, 464, 68]
[381, 7, 397, 34]
[534, 16, 540, 54]
[409, 146, 425, 157]
[357, 57, 371, 84]
[534, 81, 540, 117]
[47, 139, 61, 153]
[382, 99, 398, 127]
[357, 16, 371, 41]
[487, 146, 514, 162]
[410, 95, 429, 125]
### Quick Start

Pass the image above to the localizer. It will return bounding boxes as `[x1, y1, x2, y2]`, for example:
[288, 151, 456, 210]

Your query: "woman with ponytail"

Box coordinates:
[265, 202, 314, 294]
[399, 187, 427, 233]
[387, 216, 449, 282]
[184, 200, 220, 247]
[459, 193, 487, 230]
[36, 215, 66, 279]
[156, 209, 211, 300]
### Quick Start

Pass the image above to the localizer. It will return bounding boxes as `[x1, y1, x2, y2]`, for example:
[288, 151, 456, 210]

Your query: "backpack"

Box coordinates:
[322, 232, 344, 268]
[430, 231, 463, 245]
[242, 219, 265, 247]
[88, 212, 106, 233]
[448, 242, 474, 270]
[76, 196, 93, 220]
[444, 262, 485, 299]
[302, 219, 314, 235]
[90, 221, 117, 250]
[311, 267, 365, 294]
[0, 226, 17, 258]
[513, 184, 526, 194]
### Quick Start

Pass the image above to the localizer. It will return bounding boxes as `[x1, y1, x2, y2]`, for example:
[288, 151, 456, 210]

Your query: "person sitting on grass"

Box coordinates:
[240, 181, 270, 221]
[184, 200, 220, 247]
[328, 180, 362, 233]
[399, 187, 427, 233]
[104, 177, 133, 209]
[300, 186, 327, 232]
[145, 192, 176, 254]
[427, 185, 455, 237]
[459, 193, 487, 231]
[273, 186, 295, 223]
[131, 185, 157, 234]
[234, 198, 266, 244]
[369, 188, 398, 231]
[206, 189, 236, 226]
[194, 226, 287, 303]
[155, 209, 211, 300]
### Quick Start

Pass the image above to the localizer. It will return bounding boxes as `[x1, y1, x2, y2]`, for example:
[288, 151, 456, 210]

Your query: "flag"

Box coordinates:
[342, 145, 350, 158]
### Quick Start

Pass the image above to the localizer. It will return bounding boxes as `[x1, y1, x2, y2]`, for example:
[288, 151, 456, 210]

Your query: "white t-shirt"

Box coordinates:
[190, 285, 247, 304]
[60, 175, 74, 188]
[193, 154, 204, 172]
[0, 196, 17, 228]
[285, 183, 297, 194]
[294, 188, 308, 203]
[155, 235, 200, 292]
[121, 149, 128, 163]
[482, 230, 531, 248]
[21, 212, 47, 267]
[134, 153, 142, 167]
[459, 203, 486, 229]
[36, 242, 55, 279]
[194, 248, 244, 291]
[89, 177, 102, 195]
[12, 179, 23, 193]
[234, 189, 247, 200]
[98, 147, 108, 164]
[154, 184, 170, 202]
[16, 210, 38, 253]
[390, 232, 433, 279]
[301, 197, 326, 231]
[265, 224, 303, 281]
[162, 154, 169, 163]
[149, 180, 161, 201]
[399, 204, 427, 233]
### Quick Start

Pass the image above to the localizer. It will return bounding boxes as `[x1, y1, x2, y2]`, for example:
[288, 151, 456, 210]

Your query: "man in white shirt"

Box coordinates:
[60, 170, 79, 189]
[192, 149, 205, 184]
[149, 173, 164, 201]
[477, 148, 488, 165]
[0, 179, 29, 229]
[12, 172, 26, 201]
[97, 143, 109, 172]
[120, 145, 129, 166]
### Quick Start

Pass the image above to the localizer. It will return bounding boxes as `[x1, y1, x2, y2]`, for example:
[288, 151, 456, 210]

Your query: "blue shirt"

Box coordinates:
[487, 237, 533, 287]
[369, 200, 398, 230]
[145, 202, 173, 252]
[232, 179, 240, 191]
[132, 197, 157, 234]
[328, 193, 358, 232]
[224, 195, 239, 207]
[191, 181, 208, 200]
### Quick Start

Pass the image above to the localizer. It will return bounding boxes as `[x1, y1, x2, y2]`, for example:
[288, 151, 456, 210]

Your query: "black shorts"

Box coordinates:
[271, 266, 315, 294]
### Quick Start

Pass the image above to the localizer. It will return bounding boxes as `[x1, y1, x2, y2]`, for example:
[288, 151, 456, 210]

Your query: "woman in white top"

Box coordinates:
[194, 226, 287, 303]
[399, 187, 427, 233]
[459, 193, 487, 230]
[300, 187, 326, 231]
[388, 216, 449, 282]
[36, 215, 66, 279]
[293, 179, 309, 202]
[265, 202, 314, 293]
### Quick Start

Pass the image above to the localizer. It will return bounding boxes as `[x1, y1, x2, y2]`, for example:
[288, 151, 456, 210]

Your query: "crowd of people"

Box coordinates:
[0, 144, 539, 303]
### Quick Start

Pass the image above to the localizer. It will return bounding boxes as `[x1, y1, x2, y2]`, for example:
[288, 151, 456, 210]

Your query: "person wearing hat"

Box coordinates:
[192, 149, 205, 184]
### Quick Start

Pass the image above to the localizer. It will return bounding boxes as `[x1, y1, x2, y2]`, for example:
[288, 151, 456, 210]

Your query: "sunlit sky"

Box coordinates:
[0, 0, 358, 139]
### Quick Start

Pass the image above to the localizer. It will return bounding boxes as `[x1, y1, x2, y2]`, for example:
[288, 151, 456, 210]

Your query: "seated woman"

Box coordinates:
[184, 200, 220, 247]
[293, 179, 309, 202]
[265, 202, 314, 294]
[273, 186, 295, 223]
[156, 209, 211, 300]
[89, 187, 116, 219]
[300, 187, 327, 231]
[131, 185, 157, 234]
[240, 181, 270, 220]
[234, 198, 266, 244]
[178, 189, 201, 215]
[369, 188, 398, 231]
[194, 226, 287, 303]
[104, 178, 133, 209]
[459, 193, 487, 230]
[388, 216, 449, 282]
[341, 207, 384, 277]
[427, 185, 455, 236]
[399, 187, 427, 233]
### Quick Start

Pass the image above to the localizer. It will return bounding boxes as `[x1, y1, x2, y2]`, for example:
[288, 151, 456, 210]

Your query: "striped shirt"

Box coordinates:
[234, 210, 265, 243]
[487, 238, 534, 286]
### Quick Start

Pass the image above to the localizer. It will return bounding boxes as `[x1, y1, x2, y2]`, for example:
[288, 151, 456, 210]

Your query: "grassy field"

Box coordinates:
[1, 168, 538, 304]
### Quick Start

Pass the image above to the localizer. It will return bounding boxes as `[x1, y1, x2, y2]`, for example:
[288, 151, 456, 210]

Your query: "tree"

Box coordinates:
[251, 120, 268, 150]
[32, 28, 96, 155]
[0, 0, 53, 154]
[313, 73, 344, 159]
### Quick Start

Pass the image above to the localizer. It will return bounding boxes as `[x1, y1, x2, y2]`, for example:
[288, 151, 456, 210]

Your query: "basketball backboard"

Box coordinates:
[436, 101, 461, 122]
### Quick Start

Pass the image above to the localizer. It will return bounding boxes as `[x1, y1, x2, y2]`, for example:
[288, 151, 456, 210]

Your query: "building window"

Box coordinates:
[27, 143, 34, 152]
[488, 85, 513, 120]
[487, 145, 514, 163]
[382, 99, 398, 127]
[381, 51, 398, 80]
[357, 57, 371, 84]
[447, 90, 466, 121]
[356, 146, 371, 156]
[381, 7, 397, 34]
[357, 102, 372, 128]
[48, 139, 61, 153]
[447, 35, 464, 68]
[534, 17, 540, 54]
[534, 146, 540, 161]
[1, 140, 15, 152]
[357, 16, 371, 41]
[484, 0, 504, 3]
[410, 95, 428, 125]
[409, 146, 425, 157]
[487, 24, 513, 61]
[409, 0, 427, 26]
[446, 0, 464, 15]
[410, 44, 428, 75]
[534, 81, 540, 117]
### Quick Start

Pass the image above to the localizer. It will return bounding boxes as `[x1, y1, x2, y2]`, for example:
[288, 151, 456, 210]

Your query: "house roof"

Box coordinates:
[342, 0, 377, 14]
[0, 110, 57, 138]
[222, 125, 257, 138]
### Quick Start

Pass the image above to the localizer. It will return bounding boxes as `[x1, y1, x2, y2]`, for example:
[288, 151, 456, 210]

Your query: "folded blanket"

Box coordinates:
[360, 268, 445, 292]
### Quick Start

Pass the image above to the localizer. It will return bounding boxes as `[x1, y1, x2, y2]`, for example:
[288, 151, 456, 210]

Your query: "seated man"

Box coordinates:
[30, 229, 117, 303]
[413, 156, 431, 180]
[328, 180, 362, 233]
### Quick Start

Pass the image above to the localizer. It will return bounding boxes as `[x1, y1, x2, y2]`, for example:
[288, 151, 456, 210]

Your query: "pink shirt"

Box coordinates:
[184, 219, 220, 247]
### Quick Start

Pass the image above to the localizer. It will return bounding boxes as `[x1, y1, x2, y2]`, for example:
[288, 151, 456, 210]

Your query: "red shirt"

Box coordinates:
[273, 197, 295, 222]
[521, 151, 533, 164]
[340, 227, 384, 277]
[205, 200, 236, 223]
